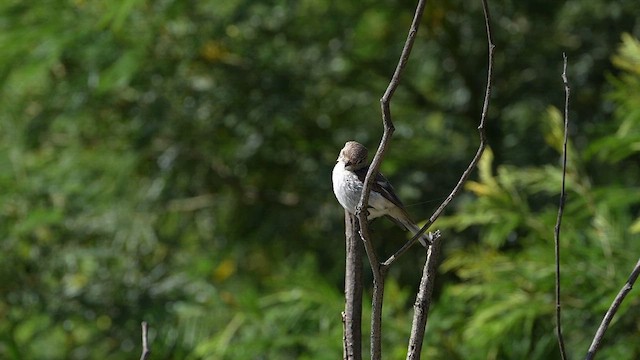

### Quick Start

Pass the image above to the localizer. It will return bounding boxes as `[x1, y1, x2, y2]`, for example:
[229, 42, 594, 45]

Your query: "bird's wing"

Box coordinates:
[354, 166, 405, 210]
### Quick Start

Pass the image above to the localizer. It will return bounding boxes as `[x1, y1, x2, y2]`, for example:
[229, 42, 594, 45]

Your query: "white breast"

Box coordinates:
[332, 162, 387, 219]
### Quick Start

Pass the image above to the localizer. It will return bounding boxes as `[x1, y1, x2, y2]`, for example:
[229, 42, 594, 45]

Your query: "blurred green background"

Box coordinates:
[1, 0, 640, 359]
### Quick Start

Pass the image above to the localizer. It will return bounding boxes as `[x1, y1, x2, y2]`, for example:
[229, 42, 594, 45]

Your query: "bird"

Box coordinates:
[332, 141, 431, 247]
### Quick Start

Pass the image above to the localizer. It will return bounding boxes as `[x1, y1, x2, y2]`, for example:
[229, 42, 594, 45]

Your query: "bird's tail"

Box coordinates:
[389, 211, 432, 247]
[404, 221, 431, 248]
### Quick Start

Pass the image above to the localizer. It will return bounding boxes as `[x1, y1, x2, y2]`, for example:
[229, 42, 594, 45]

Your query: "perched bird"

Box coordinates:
[332, 141, 430, 247]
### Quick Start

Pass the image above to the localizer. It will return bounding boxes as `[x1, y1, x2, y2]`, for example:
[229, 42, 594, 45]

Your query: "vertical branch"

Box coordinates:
[585, 258, 640, 360]
[406, 233, 442, 360]
[354, 1, 429, 359]
[140, 321, 151, 360]
[343, 212, 363, 360]
[554, 53, 570, 360]
[384, 0, 495, 267]
[358, 219, 385, 360]
[370, 273, 386, 360]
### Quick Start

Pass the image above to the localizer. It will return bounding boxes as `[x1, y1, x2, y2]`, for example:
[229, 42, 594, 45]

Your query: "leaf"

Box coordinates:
[628, 217, 640, 234]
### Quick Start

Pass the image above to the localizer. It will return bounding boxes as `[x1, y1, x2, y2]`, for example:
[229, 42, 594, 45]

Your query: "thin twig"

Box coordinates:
[384, 0, 495, 268]
[140, 321, 151, 360]
[554, 53, 570, 360]
[585, 257, 640, 360]
[343, 211, 363, 360]
[406, 232, 442, 360]
[354, 1, 429, 358]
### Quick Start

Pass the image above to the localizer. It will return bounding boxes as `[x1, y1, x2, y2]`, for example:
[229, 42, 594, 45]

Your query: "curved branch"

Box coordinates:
[355, 1, 429, 359]
[384, 0, 495, 267]
[554, 52, 570, 360]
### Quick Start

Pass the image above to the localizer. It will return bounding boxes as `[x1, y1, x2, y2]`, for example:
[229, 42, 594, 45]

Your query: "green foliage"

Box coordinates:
[588, 33, 640, 164]
[431, 34, 640, 359]
[1, 0, 640, 358]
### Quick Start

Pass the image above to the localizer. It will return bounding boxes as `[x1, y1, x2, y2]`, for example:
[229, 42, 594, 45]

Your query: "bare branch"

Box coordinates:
[342, 312, 348, 360]
[357, 220, 385, 360]
[351, 0, 494, 356]
[585, 257, 640, 360]
[554, 52, 570, 360]
[354, 0, 429, 358]
[406, 232, 442, 360]
[140, 321, 151, 360]
[384, 0, 495, 267]
[343, 212, 363, 360]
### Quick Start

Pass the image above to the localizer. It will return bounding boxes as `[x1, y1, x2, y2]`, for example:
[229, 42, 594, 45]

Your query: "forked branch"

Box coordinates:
[354, 1, 429, 359]
[384, 0, 495, 268]
[353, 0, 495, 358]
